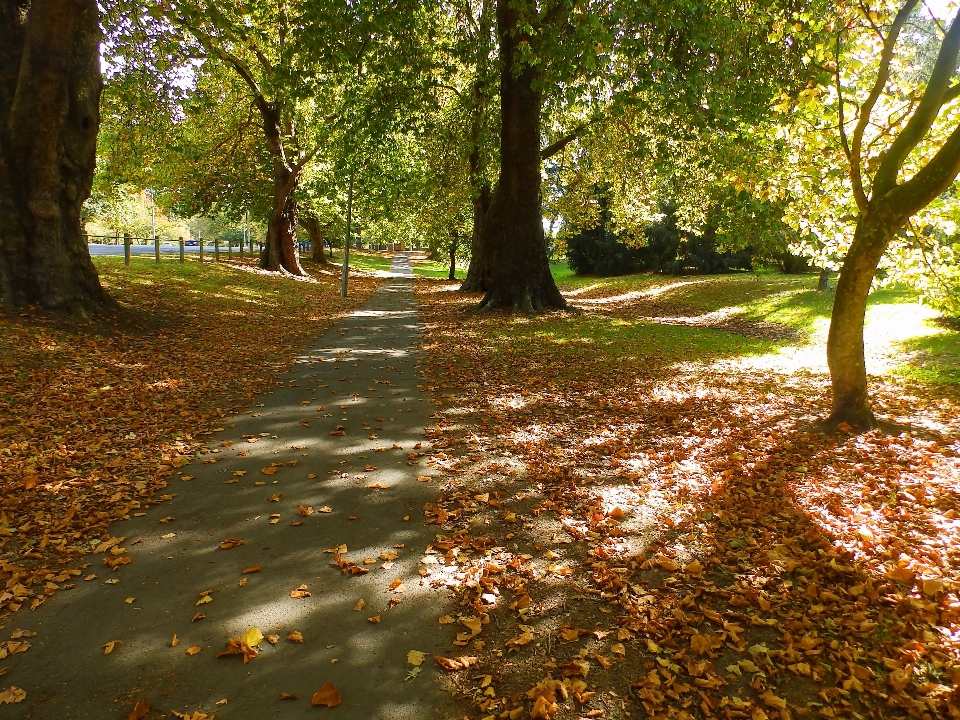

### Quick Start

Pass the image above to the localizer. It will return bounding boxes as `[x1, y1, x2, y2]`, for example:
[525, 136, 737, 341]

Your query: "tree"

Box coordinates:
[0, 0, 112, 314]
[825, 1, 960, 428]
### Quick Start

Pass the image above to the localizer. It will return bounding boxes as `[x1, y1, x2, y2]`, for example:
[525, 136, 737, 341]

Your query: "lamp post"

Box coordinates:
[145, 188, 159, 264]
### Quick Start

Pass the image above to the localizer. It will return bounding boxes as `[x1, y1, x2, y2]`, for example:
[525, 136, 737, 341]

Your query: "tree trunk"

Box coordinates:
[460, 181, 494, 292]
[0, 0, 112, 314]
[477, 0, 565, 312]
[817, 267, 830, 291]
[448, 239, 456, 280]
[299, 213, 329, 265]
[826, 213, 899, 429]
[259, 163, 304, 275]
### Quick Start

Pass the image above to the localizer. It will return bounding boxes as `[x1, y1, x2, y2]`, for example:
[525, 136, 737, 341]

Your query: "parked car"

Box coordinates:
[185, 240, 199, 246]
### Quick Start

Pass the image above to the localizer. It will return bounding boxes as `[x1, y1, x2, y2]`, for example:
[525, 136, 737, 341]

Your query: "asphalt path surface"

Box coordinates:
[3, 253, 460, 720]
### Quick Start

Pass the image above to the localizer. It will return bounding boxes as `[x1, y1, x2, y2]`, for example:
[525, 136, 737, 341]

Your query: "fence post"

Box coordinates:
[179, 237, 184, 264]
[154, 234, 160, 264]
[124, 233, 131, 266]
[199, 236, 204, 263]
[214, 237, 220, 262]
[228, 238, 232, 260]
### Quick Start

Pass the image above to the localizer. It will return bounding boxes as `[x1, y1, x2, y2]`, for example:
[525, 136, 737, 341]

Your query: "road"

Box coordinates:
[87, 243, 256, 257]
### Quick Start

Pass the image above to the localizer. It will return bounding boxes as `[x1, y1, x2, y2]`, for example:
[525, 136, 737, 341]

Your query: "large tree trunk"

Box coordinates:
[299, 213, 329, 265]
[826, 212, 900, 429]
[0, 0, 112, 314]
[259, 163, 304, 275]
[477, 0, 565, 312]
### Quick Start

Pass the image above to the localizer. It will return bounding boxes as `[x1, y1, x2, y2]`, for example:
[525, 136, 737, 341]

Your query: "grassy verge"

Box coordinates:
[0, 256, 379, 617]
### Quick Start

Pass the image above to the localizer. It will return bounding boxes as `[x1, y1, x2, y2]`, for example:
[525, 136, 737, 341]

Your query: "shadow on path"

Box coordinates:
[3, 254, 458, 720]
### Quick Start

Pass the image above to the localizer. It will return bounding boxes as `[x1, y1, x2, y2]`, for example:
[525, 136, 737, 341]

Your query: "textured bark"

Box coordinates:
[259, 161, 304, 275]
[827, 213, 901, 429]
[460, 181, 493, 292]
[299, 213, 330, 265]
[477, 0, 565, 312]
[0, 0, 112, 313]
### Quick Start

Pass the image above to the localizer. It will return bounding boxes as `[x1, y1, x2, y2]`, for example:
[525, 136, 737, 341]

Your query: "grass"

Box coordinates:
[546, 262, 960, 387]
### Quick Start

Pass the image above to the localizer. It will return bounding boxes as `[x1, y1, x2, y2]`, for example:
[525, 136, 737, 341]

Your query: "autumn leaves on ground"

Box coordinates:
[414, 272, 960, 720]
[0, 256, 377, 620]
[1, 255, 959, 720]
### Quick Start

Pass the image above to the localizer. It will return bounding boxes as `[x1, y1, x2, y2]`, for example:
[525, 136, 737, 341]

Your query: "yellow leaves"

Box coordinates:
[171, 634, 179, 647]
[559, 627, 582, 642]
[218, 537, 245, 549]
[407, 650, 427, 666]
[379, 550, 398, 561]
[434, 655, 478, 671]
[261, 466, 278, 475]
[610, 642, 626, 657]
[186, 645, 202, 655]
[387, 578, 406, 593]
[290, 584, 311, 599]
[125, 597, 135, 604]
[195, 595, 212, 606]
[269, 514, 281, 524]
[354, 599, 366, 611]
[438, 615, 455, 624]
[684, 559, 703, 575]
[460, 616, 482, 636]
[0, 686, 25, 705]
[311, 682, 342, 707]
[759, 690, 788, 710]
[268, 493, 282, 502]
[298, 504, 314, 516]
[506, 627, 535, 649]
[318, 506, 332, 513]
[367, 615, 381, 623]
[287, 631, 303, 643]
[241, 627, 263, 648]
[366, 482, 390, 490]
[547, 564, 573, 577]
[888, 665, 914, 692]
[102, 640, 121, 655]
[921, 577, 944, 596]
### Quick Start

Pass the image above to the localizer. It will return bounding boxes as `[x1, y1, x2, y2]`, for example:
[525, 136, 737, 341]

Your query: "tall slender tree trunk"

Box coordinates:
[827, 212, 900, 429]
[477, 0, 565, 312]
[460, 179, 493, 292]
[0, 0, 112, 314]
[259, 162, 304, 275]
[817, 267, 831, 291]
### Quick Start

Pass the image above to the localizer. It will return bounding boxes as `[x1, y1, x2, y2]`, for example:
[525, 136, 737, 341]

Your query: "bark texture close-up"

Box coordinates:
[0, 0, 112, 314]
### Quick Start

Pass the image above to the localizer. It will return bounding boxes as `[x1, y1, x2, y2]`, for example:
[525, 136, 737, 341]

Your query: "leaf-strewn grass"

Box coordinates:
[0, 256, 379, 617]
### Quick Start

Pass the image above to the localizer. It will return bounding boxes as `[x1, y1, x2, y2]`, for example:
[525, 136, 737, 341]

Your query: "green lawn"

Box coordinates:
[548, 262, 960, 387]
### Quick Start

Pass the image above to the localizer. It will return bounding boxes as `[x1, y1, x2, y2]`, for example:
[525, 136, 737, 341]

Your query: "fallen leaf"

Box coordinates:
[127, 700, 149, 719]
[242, 565, 262, 574]
[241, 627, 264, 648]
[261, 466, 278, 475]
[171, 634, 179, 647]
[219, 537, 245, 550]
[354, 599, 366, 611]
[186, 645, 202, 655]
[367, 615, 381, 623]
[290, 584, 311, 599]
[280, 693, 298, 700]
[102, 640, 121, 655]
[287, 631, 304, 643]
[434, 655, 478, 671]
[408, 650, 427, 666]
[196, 595, 212, 606]
[311, 682, 342, 707]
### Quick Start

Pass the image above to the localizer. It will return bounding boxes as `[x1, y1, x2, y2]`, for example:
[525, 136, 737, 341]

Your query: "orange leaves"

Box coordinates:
[103, 555, 132, 570]
[127, 700, 150, 719]
[297, 504, 314, 516]
[311, 682, 341, 707]
[330, 426, 347, 437]
[215, 628, 263, 663]
[241, 565, 261, 574]
[260, 467, 278, 475]
[434, 655, 478, 671]
[289, 585, 311, 599]
[332, 554, 369, 576]
[218, 537, 245, 550]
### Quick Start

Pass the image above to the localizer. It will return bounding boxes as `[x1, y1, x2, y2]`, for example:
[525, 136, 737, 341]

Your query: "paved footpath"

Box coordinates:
[3, 254, 459, 719]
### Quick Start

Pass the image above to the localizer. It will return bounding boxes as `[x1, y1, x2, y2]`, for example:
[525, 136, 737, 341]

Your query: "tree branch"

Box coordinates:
[836, 34, 852, 162]
[850, 0, 920, 212]
[873, 7, 960, 196]
[540, 117, 601, 160]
